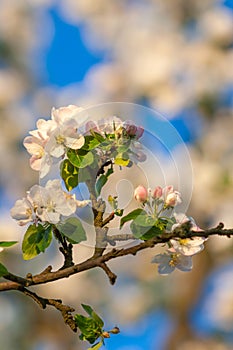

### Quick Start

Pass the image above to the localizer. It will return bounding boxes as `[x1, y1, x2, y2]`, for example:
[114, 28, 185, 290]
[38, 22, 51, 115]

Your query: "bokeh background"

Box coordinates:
[0, 0, 233, 349]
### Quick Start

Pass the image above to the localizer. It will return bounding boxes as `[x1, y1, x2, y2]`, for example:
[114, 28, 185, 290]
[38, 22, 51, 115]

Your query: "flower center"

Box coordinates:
[56, 134, 66, 144]
[179, 238, 189, 246]
[169, 254, 179, 267]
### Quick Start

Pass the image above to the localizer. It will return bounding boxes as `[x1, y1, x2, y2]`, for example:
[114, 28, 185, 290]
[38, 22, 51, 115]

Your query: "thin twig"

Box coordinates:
[17, 286, 77, 332]
[99, 262, 117, 285]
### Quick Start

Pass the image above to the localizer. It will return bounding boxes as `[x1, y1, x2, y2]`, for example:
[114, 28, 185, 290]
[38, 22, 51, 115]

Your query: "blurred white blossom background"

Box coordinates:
[0, 0, 233, 349]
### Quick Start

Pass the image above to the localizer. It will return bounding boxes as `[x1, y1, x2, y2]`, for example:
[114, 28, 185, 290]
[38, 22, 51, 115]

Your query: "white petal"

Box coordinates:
[65, 136, 85, 149]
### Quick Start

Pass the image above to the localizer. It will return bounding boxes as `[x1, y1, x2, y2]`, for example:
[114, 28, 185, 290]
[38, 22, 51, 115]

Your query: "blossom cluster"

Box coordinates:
[85, 117, 144, 140]
[10, 179, 89, 226]
[23, 105, 145, 179]
[134, 185, 206, 275]
[23, 105, 86, 178]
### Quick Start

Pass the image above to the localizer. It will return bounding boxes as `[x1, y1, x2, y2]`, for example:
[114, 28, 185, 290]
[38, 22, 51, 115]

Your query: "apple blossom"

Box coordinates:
[10, 179, 89, 225]
[169, 213, 206, 256]
[45, 125, 85, 158]
[134, 185, 148, 203]
[151, 252, 193, 275]
[169, 237, 206, 256]
[163, 186, 182, 207]
[10, 198, 35, 226]
[51, 105, 86, 126]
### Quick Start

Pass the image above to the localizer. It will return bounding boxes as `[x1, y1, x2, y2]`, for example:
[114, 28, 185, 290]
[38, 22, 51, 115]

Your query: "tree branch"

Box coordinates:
[53, 227, 74, 269]
[1, 222, 233, 293]
[17, 287, 77, 332]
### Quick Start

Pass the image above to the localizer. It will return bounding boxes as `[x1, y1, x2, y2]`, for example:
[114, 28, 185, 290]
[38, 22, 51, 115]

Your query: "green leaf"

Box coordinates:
[133, 214, 156, 227]
[88, 341, 103, 350]
[82, 135, 102, 151]
[0, 241, 17, 248]
[82, 304, 104, 328]
[0, 262, 8, 277]
[120, 208, 145, 228]
[22, 224, 52, 260]
[75, 315, 102, 344]
[90, 131, 105, 143]
[60, 159, 79, 191]
[75, 304, 105, 345]
[82, 304, 94, 316]
[130, 221, 163, 240]
[67, 149, 94, 168]
[95, 175, 107, 196]
[57, 217, 87, 244]
[95, 166, 114, 196]
[117, 140, 131, 153]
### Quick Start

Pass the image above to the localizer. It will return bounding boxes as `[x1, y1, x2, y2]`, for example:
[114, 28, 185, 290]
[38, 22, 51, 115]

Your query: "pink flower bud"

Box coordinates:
[152, 186, 163, 199]
[125, 124, 138, 136]
[134, 185, 148, 203]
[135, 126, 144, 139]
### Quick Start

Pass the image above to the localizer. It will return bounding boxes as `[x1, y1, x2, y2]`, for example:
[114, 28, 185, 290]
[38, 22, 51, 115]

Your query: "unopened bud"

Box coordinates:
[134, 185, 148, 203]
[152, 186, 162, 199]
[109, 326, 120, 334]
[102, 331, 110, 338]
[135, 126, 144, 139]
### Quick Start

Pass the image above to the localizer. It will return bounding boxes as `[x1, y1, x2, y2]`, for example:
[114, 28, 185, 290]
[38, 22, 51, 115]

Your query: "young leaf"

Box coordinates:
[0, 262, 8, 277]
[82, 135, 101, 151]
[82, 304, 94, 316]
[67, 149, 94, 168]
[56, 217, 87, 244]
[75, 304, 105, 345]
[0, 241, 17, 248]
[22, 224, 52, 260]
[82, 304, 104, 328]
[120, 208, 145, 228]
[114, 157, 130, 167]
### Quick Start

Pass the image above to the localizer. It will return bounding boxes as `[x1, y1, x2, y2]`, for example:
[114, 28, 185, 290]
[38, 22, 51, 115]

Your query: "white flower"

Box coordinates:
[29, 118, 57, 140]
[10, 180, 80, 225]
[45, 125, 85, 158]
[163, 185, 182, 207]
[170, 213, 206, 256]
[152, 252, 193, 275]
[23, 118, 57, 173]
[51, 105, 86, 126]
[10, 198, 35, 226]
[169, 237, 205, 256]
[29, 180, 77, 224]
[23, 135, 45, 171]
[23, 105, 86, 177]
